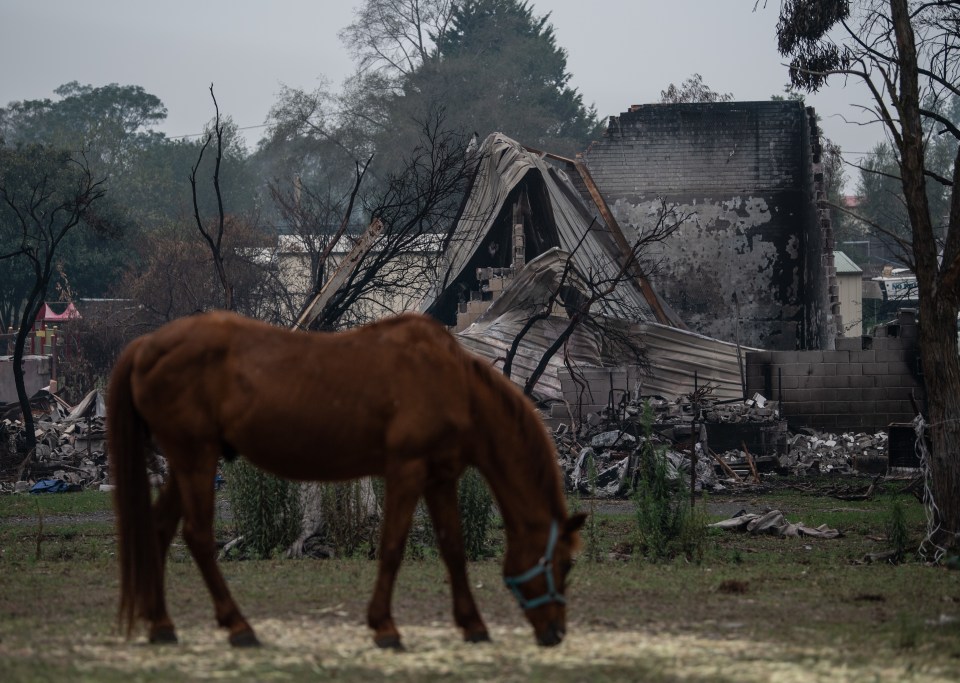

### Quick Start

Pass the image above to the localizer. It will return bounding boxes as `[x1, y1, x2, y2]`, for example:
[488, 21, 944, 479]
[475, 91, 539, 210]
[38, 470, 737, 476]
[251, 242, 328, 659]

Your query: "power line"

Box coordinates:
[164, 122, 271, 141]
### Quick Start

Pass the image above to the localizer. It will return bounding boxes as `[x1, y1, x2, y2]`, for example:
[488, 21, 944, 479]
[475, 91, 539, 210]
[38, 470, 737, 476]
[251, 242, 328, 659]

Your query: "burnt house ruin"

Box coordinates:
[582, 100, 836, 350]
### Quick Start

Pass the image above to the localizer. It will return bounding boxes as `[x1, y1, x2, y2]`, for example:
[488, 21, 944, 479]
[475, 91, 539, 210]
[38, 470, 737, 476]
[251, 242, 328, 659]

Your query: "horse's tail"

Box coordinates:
[107, 339, 159, 637]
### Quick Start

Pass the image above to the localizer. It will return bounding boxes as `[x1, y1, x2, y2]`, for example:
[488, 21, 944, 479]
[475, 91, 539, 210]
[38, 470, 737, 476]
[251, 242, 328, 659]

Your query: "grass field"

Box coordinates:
[1, 477, 958, 682]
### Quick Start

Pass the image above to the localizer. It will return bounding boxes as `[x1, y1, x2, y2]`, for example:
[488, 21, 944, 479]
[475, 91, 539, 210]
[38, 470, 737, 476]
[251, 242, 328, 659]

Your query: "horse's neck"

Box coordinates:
[464, 359, 565, 535]
[472, 405, 565, 536]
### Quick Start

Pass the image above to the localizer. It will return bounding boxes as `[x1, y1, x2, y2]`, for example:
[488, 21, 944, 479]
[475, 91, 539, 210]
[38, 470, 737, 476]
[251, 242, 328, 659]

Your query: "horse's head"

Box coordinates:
[503, 513, 587, 646]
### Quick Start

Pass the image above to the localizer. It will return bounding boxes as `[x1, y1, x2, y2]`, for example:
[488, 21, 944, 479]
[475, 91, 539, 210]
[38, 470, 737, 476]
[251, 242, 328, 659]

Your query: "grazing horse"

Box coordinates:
[107, 311, 585, 649]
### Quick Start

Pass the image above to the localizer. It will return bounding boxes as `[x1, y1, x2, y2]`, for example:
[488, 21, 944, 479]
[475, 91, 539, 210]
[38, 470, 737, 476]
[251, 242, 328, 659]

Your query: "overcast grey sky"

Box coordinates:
[1, 1, 882, 188]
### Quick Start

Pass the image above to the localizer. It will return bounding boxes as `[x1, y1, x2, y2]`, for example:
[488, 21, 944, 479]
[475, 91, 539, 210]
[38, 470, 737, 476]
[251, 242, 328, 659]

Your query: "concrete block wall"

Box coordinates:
[582, 100, 829, 350]
[745, 312, 924, 431]
[0, 355, 52, 404]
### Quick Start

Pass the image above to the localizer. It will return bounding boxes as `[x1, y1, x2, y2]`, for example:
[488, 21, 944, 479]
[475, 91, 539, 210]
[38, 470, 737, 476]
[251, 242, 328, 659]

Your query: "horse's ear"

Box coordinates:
[565, 512, 588, 535]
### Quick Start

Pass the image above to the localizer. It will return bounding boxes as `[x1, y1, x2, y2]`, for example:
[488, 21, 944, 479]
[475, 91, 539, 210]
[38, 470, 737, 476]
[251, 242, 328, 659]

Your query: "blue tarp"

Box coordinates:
[30, 479, 79, 494]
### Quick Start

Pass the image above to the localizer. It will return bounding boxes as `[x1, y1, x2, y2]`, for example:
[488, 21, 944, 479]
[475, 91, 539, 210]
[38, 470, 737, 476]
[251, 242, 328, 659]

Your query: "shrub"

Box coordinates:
[308, 480, 381, 558]
[632, 400, 706, 562]
[458, 467, 493, 561]
[224, 458, 302, 559]
[582, 454, 602, 563]
[887, 497, 909, 563]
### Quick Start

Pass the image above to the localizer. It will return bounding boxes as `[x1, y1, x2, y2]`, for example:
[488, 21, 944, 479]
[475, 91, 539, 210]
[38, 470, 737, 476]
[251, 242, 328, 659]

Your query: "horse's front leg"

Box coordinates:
[368, 467, 423, 649]
[424, 478, 489, 643]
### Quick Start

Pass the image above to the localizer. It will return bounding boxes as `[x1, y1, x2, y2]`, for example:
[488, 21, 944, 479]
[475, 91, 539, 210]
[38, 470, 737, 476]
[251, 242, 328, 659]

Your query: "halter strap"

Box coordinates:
[503, 520, 566, 611]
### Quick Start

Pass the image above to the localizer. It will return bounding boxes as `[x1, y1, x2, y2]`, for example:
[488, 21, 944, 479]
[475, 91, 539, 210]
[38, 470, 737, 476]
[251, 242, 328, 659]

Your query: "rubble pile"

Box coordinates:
[554, 424, 719, 499]
[549, 391, 905, 498]
[0, 385, 907, 499]
[0, 390, 111, 493]
[781, 430, 889, 475]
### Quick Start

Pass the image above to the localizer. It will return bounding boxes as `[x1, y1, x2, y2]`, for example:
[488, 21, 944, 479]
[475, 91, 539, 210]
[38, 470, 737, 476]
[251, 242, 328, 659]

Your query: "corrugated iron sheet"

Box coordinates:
[632, 322, 753, 401]
[454, 250, 749, 403]
[458, 315, 602, 402]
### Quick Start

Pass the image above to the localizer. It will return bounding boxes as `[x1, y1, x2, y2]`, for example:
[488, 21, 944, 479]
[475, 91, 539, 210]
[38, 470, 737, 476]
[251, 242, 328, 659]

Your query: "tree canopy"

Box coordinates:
[334, 0, 599, 161]
[660, 74, 734, 104]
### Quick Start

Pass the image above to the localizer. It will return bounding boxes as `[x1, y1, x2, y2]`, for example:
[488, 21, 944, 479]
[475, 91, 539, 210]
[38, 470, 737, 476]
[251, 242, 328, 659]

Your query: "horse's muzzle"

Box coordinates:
[536, 621, 565, 647]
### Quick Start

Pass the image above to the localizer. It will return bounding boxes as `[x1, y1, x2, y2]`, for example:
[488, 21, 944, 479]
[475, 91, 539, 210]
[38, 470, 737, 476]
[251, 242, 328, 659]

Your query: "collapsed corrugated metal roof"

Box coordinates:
[455, 248, 752, 403]
[624, 321, 750, 401]
[421, 133, 681, 326]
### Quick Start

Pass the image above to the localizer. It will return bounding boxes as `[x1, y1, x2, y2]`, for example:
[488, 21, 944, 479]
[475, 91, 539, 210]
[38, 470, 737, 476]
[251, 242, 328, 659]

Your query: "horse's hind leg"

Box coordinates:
[147, 476, 182, 644]
[424, 478, 489, 643]
[368, 465, 424, 649]
[173, 452, 259, 647]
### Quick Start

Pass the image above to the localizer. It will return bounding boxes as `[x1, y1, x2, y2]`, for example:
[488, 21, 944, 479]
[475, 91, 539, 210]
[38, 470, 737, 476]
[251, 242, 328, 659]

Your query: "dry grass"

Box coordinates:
[1, 480, 959, 682]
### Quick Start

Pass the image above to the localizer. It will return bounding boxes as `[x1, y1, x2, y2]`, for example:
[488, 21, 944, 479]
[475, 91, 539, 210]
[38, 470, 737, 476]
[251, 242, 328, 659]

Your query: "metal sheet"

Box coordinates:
[632, 322, 754, 401]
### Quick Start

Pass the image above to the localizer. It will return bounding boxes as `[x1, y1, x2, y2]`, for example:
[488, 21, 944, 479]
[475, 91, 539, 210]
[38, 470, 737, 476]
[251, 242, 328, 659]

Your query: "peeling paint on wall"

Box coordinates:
[613, 194, 799, 348]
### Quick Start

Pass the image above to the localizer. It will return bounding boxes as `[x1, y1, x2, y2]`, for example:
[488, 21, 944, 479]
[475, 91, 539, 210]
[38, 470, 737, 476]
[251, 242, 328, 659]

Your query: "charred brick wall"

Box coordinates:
[744, 311, 924, 431]
[582, 100, 832, 350]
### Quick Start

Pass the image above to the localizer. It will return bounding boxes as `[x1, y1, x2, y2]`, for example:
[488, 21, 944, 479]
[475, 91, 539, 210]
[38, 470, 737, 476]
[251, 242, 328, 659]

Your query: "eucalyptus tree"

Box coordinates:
[775, 0, 960, 557]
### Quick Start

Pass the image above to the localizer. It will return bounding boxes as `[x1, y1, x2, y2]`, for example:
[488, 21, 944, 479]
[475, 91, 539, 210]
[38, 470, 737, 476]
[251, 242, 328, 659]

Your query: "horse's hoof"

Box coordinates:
[465, 630, 491, 644]
[374, 634, 404, 651]
[149, 626, 178, 644]
[229, 629, 261, 648]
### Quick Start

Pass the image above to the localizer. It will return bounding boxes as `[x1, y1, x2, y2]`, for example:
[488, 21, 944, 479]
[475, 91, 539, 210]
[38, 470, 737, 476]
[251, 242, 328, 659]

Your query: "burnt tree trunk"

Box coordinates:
[917, 294, 960, 552]
[892, 0, 960, 552]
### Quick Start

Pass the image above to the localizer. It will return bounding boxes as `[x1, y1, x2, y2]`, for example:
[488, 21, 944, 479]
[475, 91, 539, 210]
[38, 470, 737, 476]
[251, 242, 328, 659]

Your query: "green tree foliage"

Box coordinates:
[406, 0, 598, 155]
[0, 81, 167, 176]
[660, 74, 734, 104]
[333, 0, 599, 165]
[1, 83, 261, 328]
[0, 84, 165, 310]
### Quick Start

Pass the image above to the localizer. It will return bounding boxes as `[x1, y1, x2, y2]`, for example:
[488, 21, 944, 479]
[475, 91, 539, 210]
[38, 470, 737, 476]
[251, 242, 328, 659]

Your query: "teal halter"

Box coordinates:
[503, 520, 565, 611]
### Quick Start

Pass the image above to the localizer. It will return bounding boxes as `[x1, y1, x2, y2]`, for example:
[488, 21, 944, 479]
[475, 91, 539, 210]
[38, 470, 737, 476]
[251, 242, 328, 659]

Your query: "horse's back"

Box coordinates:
[123, 311, 475, 480]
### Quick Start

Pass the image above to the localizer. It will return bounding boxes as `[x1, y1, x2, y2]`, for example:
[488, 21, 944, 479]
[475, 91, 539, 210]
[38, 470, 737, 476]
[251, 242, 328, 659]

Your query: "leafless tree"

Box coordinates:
[340, 0, 455, 79]
[297, 110, 474, 330]
[0, 145, 106, 452]
[190, 85, 234, 311]
[268, 155, 373, 321]
[122, 216, 273, 325]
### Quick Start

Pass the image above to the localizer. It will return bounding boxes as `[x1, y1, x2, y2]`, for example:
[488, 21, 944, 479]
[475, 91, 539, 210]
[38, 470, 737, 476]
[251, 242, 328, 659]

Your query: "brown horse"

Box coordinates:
[107, 311, 585, 649]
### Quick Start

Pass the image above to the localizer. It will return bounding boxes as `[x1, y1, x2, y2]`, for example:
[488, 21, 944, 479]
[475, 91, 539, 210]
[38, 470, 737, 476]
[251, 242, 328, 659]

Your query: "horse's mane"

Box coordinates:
[463, 353, 567, 518]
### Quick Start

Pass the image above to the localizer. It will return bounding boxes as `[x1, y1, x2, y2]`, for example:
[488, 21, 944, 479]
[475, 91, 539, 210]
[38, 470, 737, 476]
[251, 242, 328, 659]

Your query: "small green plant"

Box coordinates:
[458, 467, 493, 561]
[311, 480, 381, 558]
[633, 400, 706, 562]
[224, 458, 302, 559]
[583, 454, 602, 563]
[887, 497, 910, 563]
